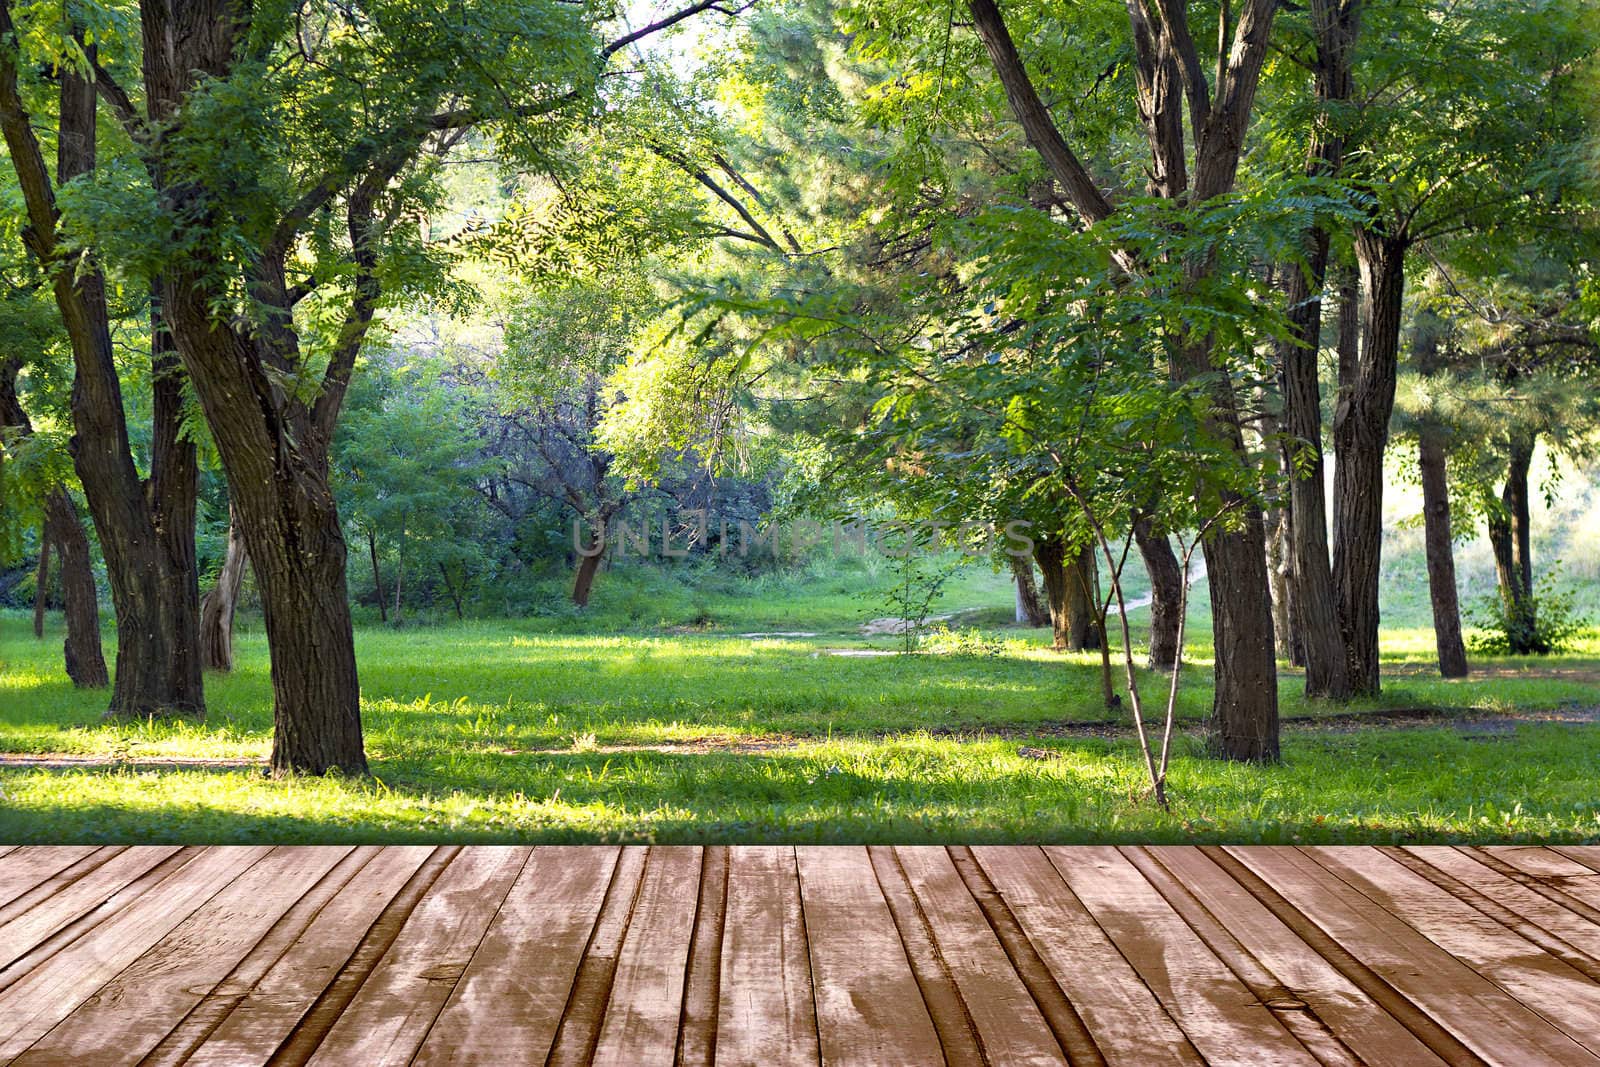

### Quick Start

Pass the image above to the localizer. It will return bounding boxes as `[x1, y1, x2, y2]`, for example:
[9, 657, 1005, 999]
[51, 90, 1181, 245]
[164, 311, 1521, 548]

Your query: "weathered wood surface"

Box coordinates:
[1, 845, 1598, 1065]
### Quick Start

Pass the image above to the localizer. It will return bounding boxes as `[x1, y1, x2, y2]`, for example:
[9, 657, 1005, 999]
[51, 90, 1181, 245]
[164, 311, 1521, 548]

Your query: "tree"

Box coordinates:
[0, 5, 202, 716]
[962, 0, 1286, 759]
[1317, 0, 1593, 693]
[53, 0, 734, 773]
[0, 355, 108, 687]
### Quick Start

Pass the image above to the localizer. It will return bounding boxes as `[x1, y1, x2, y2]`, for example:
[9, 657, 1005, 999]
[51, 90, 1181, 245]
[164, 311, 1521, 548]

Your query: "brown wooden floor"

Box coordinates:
[2, 846, 1600, 1065]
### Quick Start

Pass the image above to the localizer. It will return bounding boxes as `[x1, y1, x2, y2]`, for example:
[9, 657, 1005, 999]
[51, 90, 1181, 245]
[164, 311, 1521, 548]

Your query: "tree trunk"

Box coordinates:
[1488, 428, 1538, 653]
[0, 29, 203, 718]
[1264, 505, 1296, 664]
[1170, 336, 1282, 763]
[1277, 0, 1361, 700]
[32, 527, 49, 638]
[44, 490, 110, 687]
[1132, 514, 1183, 670]
[367, 529, 388, 623]
[1279, 240, 1353, 698]
[1332, 230, 1406, 697]
[392, 516, 405, 622]
[968, 0, 1282, 761]
[141, 0, 366, 774]
[1418, 431, 1469, 677]
[200, 506, 248, 672]
[1008, 553, 1049, 627]
[1034, 538, 1101, 651]
[147, 280, 206, 706]
[1033, 538, 1071, 651]
[572, 540, 605, 608]
[1065, 545, 1102, 651]
[438, 561, 464, 620]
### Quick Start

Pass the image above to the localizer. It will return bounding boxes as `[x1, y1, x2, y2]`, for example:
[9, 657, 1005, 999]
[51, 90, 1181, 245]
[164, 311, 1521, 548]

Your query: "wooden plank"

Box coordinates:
[0, 846, 102, 909]
[1398, 847, 1600, 969]
[795, 847, 944, 1067]
[1043, 846, 1314, 1066]
[547, 848, 649, 1067]
[677, 845, 729, 1067]
[0, 845, 271, 1062]
[1228, 846, 1600, 1066]
[139, 846, 386, 1067]
[1311, 847, 1600, 1056]
[895, 845, 1067, 1067]
[0, 846, 183, 976]
[716, 845, 820, 1067]
[972, 846, 1199, 1067]
[13, 847, 352, 1065]
[308, 846, 529, 1066]
[416, 846, 621, 1066]
[867, 846, 983, 1067]
[1481, 847, 1600, 908]
[0, 846, 127, 929]
[1146, 847, 1447, 1067]
[589, 847, 702, 1067]
[187, 846, 436, 1067]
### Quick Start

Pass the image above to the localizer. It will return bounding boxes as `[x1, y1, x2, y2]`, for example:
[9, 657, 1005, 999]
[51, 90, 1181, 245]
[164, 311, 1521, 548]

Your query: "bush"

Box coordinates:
[1469, 567, 1591, 656]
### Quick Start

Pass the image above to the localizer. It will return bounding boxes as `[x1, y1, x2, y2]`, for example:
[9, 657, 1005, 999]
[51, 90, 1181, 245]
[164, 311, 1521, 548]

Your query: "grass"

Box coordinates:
[5, 558, 1600, 844]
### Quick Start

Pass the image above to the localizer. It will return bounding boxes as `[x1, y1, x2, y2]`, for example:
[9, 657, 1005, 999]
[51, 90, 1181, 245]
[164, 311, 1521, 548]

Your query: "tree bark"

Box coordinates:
[1418, 430, 1469, 677]
[367, 529, 388, 623]
[32, 527, 49, 638]
[1034, 538, 1102, 651]
[1332, 230, 1407, 696]
[1132, 515, 1183, 670]
[1065, 544, 1103, 652]
[45, 490, 110, 687]
[200, 506, 248, 672]
[1008, 553, 1049, 627]
[572, 538, 605, 608]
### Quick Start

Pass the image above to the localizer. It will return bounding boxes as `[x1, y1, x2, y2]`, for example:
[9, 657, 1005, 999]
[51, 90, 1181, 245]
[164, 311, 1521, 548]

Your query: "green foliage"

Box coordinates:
[1469, 566, 1594, 656]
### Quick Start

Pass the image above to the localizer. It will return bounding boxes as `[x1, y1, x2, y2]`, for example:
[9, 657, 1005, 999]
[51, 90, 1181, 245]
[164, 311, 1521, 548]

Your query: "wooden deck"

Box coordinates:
[2, 846, 1600, 1065]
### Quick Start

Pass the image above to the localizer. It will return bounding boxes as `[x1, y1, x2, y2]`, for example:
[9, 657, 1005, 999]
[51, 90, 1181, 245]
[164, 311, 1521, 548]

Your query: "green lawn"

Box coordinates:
[4, 569, 1599, 845]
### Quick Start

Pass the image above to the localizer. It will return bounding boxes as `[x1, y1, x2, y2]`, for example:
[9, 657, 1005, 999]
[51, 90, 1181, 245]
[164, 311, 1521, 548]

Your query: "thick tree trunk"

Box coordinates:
[200, 507, 248, 672]
[1065, 545, 1102, 652]
[1132, 515, 1183, 670]
[147, 282, 205, 705]
[367, 529, 388, 623]
[1034, 538, 1101, 651]
[1008, 553, 1049, 627]
[969, 0, 1282, 761]
[161, 282, 368, 774]
[1170, 336, 1282, 763]
[1332, 230, 1406, 697]
[572, 539, 605, 608]
[1033, 538, 1070, 651]
[32, 527, 49, 638]
[1418, 431, 1469, 677]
